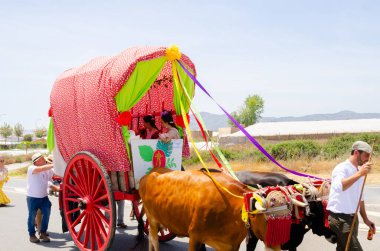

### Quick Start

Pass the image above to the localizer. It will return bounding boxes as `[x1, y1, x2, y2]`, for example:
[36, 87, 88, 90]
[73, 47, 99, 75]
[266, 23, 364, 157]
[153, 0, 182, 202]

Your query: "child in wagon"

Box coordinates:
[0, 155, 11, 207]
[138, 114, 160, 139]
[159, 110, 180, 142]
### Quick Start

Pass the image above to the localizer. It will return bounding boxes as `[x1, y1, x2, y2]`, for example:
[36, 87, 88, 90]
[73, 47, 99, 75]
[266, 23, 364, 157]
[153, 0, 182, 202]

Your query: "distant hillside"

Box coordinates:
[190, 110, 380, 131]
[260, 110, 380, 122]
[189, 112, 229, 131]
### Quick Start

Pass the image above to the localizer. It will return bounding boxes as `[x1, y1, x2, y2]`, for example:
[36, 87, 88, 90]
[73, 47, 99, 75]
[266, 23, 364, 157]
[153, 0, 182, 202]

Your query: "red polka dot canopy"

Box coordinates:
[50, 46, 196, 172]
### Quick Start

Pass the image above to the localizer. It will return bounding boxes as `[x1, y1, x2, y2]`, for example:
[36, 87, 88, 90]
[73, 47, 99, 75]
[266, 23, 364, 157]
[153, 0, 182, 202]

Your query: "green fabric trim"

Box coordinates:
[115, 57, 167, 155]
[173, 60, 195, 116]
[47, 118, 55, 153]
[177, 126, 184, 138]
[121, 126, 131, 158]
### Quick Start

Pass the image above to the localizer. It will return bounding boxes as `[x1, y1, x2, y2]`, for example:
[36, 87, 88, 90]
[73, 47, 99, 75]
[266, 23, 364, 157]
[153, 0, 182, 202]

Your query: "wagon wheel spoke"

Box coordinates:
[64, 197, 81, 203]
[93, 178, 105, 200]
[89, 214, 96, 250]
[91, 213, 103, 248]
[76, 212, 89, 240]
[67, 207, 81, 215]
[82, 159, 93, 196]
[68, 169, 87, 197]
[66, 183, 84, 198]
[80, 159, 91, 196]
[74, 163, 90, 195]
[71, 211, 86, 229]
[94, 207, 110, 228]
[94, 203, 111, 213]
[93, 209, 108, 240]
[83, 213, 92, 249]
[93, 194, 109, 204]
[91, 163, 98, 195]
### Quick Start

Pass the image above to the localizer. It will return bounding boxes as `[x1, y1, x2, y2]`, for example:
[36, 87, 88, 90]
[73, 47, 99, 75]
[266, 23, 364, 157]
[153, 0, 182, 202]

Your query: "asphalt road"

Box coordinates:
[1, 177, 379, 251]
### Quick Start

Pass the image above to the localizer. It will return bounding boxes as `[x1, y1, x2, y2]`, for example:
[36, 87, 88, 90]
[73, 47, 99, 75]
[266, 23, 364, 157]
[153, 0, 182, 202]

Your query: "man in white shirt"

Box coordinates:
[27, 152, 55, 243]
[327, 141, 376, 251]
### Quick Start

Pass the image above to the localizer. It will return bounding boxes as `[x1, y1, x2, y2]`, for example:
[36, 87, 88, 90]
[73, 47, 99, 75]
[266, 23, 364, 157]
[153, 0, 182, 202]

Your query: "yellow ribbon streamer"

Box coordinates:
[173, 61, 239, 181]
[172, 63, 243, 200]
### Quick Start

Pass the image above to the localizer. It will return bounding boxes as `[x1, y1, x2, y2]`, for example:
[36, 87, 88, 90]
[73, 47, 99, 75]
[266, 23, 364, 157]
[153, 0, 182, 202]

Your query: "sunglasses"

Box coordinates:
[0, 160, 4, 163]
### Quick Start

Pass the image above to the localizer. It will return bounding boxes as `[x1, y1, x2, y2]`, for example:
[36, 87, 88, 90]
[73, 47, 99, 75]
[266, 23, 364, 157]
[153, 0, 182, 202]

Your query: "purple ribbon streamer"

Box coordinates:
[178, 60, 325, 180]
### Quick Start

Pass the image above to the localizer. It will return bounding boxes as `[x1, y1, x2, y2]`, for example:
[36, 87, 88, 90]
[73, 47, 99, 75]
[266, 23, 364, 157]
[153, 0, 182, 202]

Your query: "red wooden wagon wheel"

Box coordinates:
[62, 151, 116, 251]
[132, 200, 176, 242]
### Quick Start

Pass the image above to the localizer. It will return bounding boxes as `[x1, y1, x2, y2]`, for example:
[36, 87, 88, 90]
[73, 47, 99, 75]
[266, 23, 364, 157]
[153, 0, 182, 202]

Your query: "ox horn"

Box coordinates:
[291, 198, 308, 207]
[254, 201, 266, 211]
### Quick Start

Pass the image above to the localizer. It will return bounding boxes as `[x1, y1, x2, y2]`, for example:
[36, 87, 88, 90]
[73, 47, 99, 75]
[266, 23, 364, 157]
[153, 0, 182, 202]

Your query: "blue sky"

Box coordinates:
[1, 0, 379, 130]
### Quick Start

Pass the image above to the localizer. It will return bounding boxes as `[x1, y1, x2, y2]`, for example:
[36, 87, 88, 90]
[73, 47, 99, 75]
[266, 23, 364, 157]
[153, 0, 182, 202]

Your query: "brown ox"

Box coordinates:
[138, 168, 282, 251]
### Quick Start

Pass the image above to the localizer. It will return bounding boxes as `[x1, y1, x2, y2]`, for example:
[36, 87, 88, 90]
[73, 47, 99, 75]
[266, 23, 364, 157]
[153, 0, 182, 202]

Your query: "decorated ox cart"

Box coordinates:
[47, 45, 196, 250]
[48, 45, 333, 251]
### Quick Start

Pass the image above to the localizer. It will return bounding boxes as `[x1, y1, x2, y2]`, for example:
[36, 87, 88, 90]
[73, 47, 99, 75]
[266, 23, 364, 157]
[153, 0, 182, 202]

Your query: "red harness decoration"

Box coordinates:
[318, 180, 331, 228]
[322, 200, 330, 228]
[257, 187, 293, 246]
[265, 214, 292, 247]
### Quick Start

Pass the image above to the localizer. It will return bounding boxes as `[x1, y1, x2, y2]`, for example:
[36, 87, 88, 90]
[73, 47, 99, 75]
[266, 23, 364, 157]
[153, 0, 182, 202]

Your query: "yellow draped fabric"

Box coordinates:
[0, 175, 10, 205]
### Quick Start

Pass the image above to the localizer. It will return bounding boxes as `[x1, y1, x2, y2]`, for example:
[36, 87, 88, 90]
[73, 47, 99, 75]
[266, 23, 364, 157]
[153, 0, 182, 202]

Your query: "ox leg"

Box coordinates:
[246, 229, 259, 250]
[188, 238, 205, 251]
[148, 221, 160, 251]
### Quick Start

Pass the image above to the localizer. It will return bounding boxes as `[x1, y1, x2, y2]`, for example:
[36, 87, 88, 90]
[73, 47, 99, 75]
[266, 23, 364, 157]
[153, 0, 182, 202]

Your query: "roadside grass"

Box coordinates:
[8, 166, 28, 177]
[0, 153, 33, 165]
[184, 156, 380, 184]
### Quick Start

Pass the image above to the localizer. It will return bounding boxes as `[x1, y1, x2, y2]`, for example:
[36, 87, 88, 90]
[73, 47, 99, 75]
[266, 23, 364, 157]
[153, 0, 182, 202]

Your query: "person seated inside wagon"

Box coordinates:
[138, 115, 160, 139]
[159, 110, 180, 142]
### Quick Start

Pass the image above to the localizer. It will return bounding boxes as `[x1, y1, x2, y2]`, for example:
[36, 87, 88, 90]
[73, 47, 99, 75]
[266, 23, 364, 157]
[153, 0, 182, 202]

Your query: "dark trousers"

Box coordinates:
[328, 212, 362, 251]
[27, 196, 52, 236]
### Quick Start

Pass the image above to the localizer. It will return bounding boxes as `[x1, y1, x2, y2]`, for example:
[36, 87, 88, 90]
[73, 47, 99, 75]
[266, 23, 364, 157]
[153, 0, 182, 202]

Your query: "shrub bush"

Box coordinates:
[270, 140, 321, 160]
[322, 134, 359, 159]
[180, 132, 380, 167]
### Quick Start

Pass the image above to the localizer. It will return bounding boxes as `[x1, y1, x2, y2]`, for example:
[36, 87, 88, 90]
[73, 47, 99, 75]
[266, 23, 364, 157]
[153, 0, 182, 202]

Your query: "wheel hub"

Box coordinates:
[78, 197, 94, 211]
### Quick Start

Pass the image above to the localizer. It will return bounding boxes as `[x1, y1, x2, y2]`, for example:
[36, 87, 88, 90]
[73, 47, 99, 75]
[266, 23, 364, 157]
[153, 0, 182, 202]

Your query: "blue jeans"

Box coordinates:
[27, 196, 52, 236]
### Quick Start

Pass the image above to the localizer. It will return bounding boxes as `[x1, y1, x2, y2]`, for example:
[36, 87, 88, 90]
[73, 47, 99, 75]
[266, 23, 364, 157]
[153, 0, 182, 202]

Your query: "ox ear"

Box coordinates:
[292, 198, 308, 207]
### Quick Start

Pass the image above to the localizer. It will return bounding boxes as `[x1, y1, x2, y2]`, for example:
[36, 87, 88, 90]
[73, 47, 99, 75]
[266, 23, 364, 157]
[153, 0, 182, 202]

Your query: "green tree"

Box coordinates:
[0, 123, 13, 146]
[14, 123, 24, 143]
[22, 134, 33, 154]
[23, 134, 33, 142]
[228, 94, 264, 127]
[34, 127, 47, 139]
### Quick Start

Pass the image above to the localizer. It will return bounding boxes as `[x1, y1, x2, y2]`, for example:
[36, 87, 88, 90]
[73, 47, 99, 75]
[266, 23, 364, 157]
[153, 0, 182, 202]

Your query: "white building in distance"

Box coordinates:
[219, 119, 380, 145]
